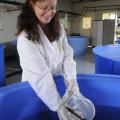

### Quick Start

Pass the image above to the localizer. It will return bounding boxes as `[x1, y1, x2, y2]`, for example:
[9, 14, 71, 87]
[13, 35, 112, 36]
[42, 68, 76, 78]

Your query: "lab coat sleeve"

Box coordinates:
[61, 26, 77, 81]
[17, 34, 62, 111]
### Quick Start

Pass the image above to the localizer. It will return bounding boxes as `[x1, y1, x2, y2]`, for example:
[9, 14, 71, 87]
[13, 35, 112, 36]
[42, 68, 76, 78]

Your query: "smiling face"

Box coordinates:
[31, 0, 57, 25]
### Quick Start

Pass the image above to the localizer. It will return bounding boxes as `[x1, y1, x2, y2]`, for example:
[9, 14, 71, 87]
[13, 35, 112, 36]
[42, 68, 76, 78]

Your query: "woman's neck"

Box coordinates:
[39, 21, 47, 30]
[39, 22, 51, 41]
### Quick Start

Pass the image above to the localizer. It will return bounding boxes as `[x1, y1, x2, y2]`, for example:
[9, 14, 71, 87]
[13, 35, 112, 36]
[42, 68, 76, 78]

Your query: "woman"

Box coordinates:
[17, 0, 95, 119]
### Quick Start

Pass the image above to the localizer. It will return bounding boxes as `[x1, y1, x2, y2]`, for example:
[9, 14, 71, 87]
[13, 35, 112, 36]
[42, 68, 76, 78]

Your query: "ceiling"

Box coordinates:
[0, 0, 24, 5]
[0, 0, 104, 5]
[0, 0, 119, 17]
[72, 0, 104, 3]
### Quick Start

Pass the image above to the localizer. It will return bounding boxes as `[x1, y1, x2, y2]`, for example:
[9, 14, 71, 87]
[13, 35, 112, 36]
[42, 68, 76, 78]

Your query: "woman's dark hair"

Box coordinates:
[17, 0, 60, 42]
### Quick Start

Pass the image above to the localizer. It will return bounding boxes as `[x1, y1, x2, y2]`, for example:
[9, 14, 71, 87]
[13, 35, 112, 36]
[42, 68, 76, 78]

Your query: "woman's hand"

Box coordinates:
[57, 103, 72, 120]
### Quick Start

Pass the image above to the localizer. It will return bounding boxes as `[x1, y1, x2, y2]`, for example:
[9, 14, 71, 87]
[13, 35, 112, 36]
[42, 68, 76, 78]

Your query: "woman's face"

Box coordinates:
[32, 0, 57, 24]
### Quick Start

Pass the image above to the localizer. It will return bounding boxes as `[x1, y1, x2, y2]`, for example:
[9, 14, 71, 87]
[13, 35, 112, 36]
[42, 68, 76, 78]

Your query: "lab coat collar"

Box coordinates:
[38, 25, 56, 55]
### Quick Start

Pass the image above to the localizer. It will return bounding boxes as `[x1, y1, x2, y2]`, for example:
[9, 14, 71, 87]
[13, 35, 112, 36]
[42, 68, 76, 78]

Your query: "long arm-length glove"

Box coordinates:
[60, 25, 95, 120]
[57, 83, 95, 120]
[63, 78, 95, 120]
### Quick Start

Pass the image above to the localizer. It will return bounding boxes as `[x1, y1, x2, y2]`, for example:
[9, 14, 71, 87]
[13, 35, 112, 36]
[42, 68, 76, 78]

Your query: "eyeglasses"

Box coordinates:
[36, 3, 57, 13]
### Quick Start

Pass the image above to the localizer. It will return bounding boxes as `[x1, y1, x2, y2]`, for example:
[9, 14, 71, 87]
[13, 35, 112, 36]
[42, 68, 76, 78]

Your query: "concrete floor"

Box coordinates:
[75, 47, 95, 74]
[5, 47, 95, 85]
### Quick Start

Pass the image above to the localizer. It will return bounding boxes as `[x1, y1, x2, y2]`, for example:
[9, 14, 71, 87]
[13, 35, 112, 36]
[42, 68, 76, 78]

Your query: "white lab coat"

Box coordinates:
[17, 25, 76, 111]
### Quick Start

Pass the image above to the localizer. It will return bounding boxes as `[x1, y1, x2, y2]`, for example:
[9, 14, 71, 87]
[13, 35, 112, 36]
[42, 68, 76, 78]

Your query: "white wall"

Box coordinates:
[58, 0, 73, 35]
[58, 0, 72, 11]
[72, 0, 120, 37]
[1, 0, 119, 45]
[0, 10, 20, 43]
[0, 0, 72, 44]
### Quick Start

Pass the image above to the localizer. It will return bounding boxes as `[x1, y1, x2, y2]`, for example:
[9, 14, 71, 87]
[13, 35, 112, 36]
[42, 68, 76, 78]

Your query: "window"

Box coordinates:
[103, 13, 109, 20]
[103, 13, 117, 20]
[82, 17, 91, 29]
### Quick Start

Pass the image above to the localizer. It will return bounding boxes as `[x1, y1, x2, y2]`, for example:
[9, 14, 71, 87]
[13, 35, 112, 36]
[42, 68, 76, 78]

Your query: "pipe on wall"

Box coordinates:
[81, 4, 120, 16]
[0, 0, 23, 6]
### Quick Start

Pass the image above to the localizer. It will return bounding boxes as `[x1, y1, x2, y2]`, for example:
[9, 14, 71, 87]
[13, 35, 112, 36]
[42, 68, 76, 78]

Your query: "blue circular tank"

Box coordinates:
[117, 37, 120, 44]
[0, 74, 120, 120]
[67, 36, 88, 57]
[0, 44, 5, 86]
[93, 44, 120, 75]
